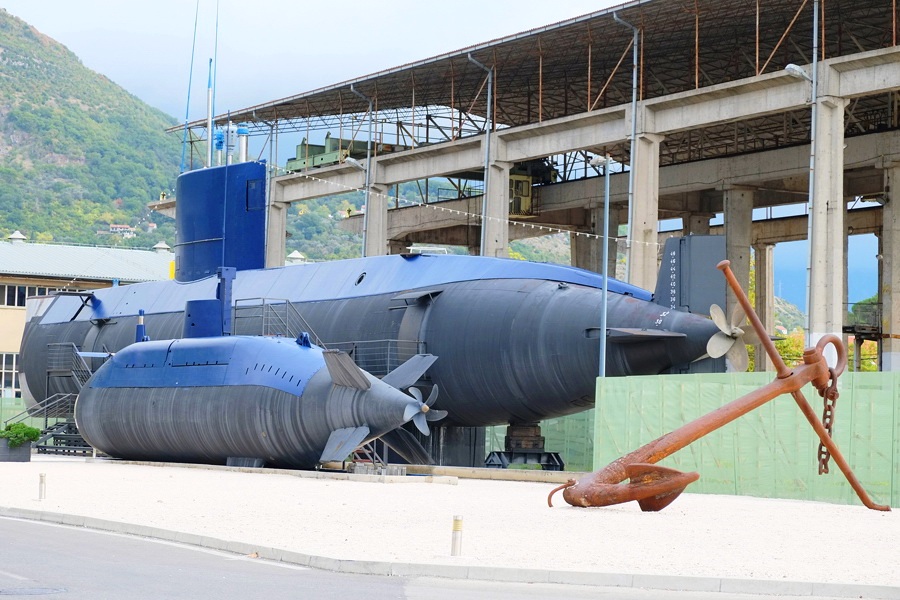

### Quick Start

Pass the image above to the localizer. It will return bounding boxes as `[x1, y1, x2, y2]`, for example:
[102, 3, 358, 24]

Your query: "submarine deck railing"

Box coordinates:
[232, 299, 426, 378]
[233, 298, 325, 346]
[326, 339, 426, 378]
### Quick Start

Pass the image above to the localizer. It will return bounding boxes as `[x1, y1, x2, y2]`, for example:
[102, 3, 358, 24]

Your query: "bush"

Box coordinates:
[0, 423, 41, 448]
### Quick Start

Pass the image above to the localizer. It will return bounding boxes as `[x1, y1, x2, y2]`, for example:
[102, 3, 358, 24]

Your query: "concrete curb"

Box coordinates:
[2, 505, 899, 599]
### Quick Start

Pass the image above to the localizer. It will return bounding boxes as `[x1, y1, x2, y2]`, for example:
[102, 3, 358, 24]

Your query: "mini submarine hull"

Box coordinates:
[75, 335, 416, 468]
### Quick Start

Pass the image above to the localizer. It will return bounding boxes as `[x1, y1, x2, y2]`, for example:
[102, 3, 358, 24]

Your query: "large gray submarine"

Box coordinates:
[20, 160, 728, 468]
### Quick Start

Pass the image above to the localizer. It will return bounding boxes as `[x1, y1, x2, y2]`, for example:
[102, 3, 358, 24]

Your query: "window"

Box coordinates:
[0, 353, 20, 398]
[0, 284, 82, 306]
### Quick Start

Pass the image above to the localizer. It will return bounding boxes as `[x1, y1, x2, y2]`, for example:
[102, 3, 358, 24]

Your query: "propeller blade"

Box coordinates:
[412, 413, 430, 436]
[425, 409, 448, 421]
[741, 327, 762, 346]
[403, 403, 419, 422]
[726, 341, 750, 372]
[425, 384, 439, 407]
[408, 387, 423, 403]
[707, 332, 734, 359]
[709, 304, 729, 333]
[730, 304, 746, 330]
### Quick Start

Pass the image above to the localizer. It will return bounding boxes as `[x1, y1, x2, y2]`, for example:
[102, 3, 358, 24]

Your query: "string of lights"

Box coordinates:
[276, 165, 669, 251]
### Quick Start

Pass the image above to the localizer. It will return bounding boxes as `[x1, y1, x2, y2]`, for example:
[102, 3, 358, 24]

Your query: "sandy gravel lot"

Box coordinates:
[1, 456, 896, 587]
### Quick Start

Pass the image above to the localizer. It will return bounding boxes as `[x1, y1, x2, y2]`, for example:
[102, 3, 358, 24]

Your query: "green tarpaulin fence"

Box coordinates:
[504, 372, 897, 507]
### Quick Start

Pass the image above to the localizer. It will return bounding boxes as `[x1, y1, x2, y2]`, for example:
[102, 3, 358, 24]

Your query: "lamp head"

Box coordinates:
[784, 63, 812, 82]
[344, 156, 366, 171]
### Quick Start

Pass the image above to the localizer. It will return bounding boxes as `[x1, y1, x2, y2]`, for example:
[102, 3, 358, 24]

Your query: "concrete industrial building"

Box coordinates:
[176, 0, 900, 371]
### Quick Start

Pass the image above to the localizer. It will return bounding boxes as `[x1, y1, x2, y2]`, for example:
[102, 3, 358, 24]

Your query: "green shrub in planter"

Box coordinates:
[0, 423, 41, 448]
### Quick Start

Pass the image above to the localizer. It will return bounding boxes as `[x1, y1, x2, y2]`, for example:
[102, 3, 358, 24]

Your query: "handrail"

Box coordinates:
[3, 393, 77, 428]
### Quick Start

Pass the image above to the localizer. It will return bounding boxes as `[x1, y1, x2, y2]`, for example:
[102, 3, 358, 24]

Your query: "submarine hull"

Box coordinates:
[75, 336, 417, 468]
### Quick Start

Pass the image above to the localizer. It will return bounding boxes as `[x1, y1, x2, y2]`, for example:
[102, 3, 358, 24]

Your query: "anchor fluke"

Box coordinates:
[625, 463, 700, 512]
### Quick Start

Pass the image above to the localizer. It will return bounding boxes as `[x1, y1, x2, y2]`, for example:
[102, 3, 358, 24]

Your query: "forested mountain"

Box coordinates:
[0, 9, 179, 246]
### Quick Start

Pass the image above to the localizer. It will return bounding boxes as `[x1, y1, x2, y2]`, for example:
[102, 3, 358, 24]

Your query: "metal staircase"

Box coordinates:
[4, 343, 103, 455]
[3, 392, 92, 455]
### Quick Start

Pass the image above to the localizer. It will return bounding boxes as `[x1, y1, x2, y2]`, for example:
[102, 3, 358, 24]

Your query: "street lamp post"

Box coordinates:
[785, 0, 820, 348]
[590, 155, 612, 377]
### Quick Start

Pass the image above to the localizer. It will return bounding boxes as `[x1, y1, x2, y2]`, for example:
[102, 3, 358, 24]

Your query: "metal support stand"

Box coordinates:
[484, 424, 565, 471]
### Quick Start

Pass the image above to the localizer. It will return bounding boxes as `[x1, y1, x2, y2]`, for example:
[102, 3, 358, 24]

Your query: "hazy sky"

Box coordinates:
[2, 0, 617, 120]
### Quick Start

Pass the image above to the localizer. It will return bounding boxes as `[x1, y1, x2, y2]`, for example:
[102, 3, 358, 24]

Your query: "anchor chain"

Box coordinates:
[817, 367, 840, 474]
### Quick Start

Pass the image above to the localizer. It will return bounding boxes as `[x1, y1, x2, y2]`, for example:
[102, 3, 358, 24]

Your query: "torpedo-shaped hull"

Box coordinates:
[75, 336, 417, 468]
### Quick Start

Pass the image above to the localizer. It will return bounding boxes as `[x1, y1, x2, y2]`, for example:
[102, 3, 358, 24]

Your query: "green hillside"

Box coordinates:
[0, 9, 180, 246]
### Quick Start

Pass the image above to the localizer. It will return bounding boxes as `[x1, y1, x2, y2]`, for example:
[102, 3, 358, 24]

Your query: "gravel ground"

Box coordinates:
[1, 455, 896, 586]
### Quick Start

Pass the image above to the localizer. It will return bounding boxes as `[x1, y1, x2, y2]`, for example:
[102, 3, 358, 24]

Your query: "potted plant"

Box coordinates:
[0, 423, 41, 462]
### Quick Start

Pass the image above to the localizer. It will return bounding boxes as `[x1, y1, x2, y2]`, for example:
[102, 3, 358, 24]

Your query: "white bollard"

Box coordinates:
[38, 473, 46, 500]
[450, 515, 463, 556]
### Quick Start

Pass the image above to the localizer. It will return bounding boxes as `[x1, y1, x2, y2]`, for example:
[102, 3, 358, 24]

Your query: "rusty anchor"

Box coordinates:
[548, 260, 891, 512]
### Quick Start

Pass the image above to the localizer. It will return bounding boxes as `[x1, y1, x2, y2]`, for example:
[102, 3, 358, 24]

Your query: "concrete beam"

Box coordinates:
[647, 73, 810, 134]
[536, 129, 900, 216]
[657, 206, 881, 245]
[830, 46, 900, 98]
[275, 164, 366, 203]
[377, 138, 485, 184]
[500, 109, 628, 162]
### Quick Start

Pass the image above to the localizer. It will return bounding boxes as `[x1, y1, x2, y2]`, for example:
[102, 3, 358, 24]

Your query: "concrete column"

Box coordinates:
[606, 209, 621, 278]
[882, 164, 900, 371]
[363, 178, 389, 257]
[388, 240, 408, 254]
[685, 213, 712, 235]
[723, 186, 753, 318]
[626, 132, 664, 290]
[480, 143, 512, 258]
[480, 168, 511, 258]
[753, 243, 775, 372]
[571, 207, 620, 275]
[842, 197, 851, 356]
[807, 95, 848, 361]
[571, 208, 601, 272]
[265, 182, 287, 268]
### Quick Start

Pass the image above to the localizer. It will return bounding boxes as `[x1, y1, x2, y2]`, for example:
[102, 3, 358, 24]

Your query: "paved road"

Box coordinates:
[0, 518, 849, 600]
